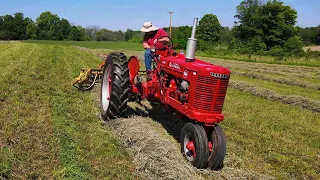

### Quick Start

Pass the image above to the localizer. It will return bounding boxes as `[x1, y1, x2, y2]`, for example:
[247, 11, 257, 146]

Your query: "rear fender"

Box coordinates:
[128, 56, 140, 84]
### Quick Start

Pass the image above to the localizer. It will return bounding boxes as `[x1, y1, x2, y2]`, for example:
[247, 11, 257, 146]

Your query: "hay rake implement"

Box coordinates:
[72, 62, 104, 91]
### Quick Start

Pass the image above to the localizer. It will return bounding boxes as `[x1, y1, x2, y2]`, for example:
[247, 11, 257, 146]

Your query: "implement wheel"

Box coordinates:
[207, 125, 226, 170]
[100, 52, 130, 120]
[181, 123, 209, 169]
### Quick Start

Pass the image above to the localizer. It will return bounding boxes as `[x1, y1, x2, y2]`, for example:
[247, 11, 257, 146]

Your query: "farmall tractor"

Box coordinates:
[76, 18, 231, 170]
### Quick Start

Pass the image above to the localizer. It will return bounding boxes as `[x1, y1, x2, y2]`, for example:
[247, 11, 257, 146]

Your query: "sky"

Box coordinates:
[0, 0, 319, 31]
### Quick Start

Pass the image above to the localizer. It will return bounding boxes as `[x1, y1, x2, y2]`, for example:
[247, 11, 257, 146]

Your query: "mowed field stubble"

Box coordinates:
[1, 41, 319, 179]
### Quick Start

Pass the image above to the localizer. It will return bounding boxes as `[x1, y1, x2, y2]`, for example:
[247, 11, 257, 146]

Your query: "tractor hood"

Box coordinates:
[159, 53, 231, 78]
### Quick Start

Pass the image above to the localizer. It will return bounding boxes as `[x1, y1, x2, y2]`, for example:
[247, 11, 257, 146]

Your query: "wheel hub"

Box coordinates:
[208, 142, 213, 152]
[184, 135, 196, 160]
[186, 141, 195, 151]
[102, 65, 112, 111]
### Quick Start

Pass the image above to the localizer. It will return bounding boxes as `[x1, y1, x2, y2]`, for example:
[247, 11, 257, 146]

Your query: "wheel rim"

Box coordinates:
[101, 64, 112, 111]
[184, 133, 196, 161]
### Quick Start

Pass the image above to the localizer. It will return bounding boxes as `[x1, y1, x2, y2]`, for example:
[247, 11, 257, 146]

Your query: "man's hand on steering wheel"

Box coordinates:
[153, 36, 173, 51]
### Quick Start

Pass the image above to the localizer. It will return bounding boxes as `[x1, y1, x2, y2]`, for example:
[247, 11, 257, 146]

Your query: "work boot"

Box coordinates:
[146, 70, 153, 81]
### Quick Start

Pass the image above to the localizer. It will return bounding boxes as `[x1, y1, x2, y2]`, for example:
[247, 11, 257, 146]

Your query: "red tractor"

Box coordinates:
[100, 18, 230, 170]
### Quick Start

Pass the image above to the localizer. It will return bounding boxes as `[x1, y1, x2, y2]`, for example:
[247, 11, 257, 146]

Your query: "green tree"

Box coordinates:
[234, 0, 299, 50]
[69, 26, 81, 41]
[36, 11, 62, 40]
[220, 26, 233, 43]
[0, 13, 30, 40]
[163, 26, 192, 49]
[60, 18, 70, 40]
[128, 30, 144, 43]
[233, 0, 262, 41]
[315, 26, 320, 45]
[283, 36, 303, 54]
[77, 25, 87, 40]
[0, 16, 3, 39]
[1, 15, 15, 40]
[96, 29, 124, 41]
[24, 18, 37, 39]
[114, 30, 124, 41]
[198, 14, 222, 43]
[26, 21, 38, 39]
[260, 0, 298, 49]
[13, 13, 27, 39]
[125, 29, 134, 41]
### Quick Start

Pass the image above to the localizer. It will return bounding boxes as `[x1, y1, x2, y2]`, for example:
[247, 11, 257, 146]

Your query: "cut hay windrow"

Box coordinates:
[229, 80, 320, 112]
[201, 57, 320, 80]
[233, 71, 320, 90]
[104, 106, 275, 180]
[230, 67, 320, 81]
[106, 117, 202, 180]
[203, 56, 320, 73]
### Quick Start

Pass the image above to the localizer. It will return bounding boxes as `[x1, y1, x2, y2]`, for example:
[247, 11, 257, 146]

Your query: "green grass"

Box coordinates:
[23, 40, 143, 51]
[223, 88, 320, 179]
[0, 43, 134, 179]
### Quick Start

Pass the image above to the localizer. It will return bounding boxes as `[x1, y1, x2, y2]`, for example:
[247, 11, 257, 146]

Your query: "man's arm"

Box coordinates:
[158, 37, 169, 42]
[157, 29, 169, 42]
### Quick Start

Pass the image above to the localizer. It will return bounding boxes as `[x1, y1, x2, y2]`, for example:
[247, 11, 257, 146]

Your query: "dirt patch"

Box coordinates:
[0, 137, 5, 147]
[304, 46, 320, 51]
[0, 41, 19, 44]
[73, 46, 109, 60]
[73, 46, 145, 62]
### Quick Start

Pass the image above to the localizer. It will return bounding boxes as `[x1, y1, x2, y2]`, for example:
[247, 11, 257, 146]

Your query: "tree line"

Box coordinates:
[0, 11, 126, 41]
[1, 0, 320, 55]
[191, 0, 320, 58]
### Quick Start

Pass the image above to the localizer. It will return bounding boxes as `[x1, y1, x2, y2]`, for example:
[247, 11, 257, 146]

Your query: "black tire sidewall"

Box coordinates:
[181, 123, 209, 169]
[100, 53, 129, 120]
[208, 125, 226, 170]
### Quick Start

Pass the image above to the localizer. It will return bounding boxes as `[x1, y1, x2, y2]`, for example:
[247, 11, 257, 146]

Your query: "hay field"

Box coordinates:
[1, 41, 319, 179]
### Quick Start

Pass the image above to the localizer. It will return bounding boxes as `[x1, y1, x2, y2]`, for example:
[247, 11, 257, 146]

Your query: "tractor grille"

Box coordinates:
[193, 75, 229, 114]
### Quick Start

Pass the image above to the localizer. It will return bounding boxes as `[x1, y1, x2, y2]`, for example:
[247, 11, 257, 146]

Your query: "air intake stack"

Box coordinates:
[185, 18, 198, 61]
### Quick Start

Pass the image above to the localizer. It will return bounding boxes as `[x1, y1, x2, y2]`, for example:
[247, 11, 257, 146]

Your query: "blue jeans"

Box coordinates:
[144, 49, 152, 71]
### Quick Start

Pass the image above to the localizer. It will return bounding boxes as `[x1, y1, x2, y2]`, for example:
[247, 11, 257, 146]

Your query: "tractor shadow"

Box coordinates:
[126, 101, 188, 143]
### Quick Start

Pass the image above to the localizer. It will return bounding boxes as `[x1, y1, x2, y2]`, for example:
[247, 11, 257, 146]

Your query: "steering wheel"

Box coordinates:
[154, 36, 174, 52]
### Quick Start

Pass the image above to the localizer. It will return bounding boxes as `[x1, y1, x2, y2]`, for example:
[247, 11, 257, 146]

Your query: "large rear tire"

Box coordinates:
[181, 123, 209, 169]
[100, 52, 130, 120]
[207, 125, 226, 170]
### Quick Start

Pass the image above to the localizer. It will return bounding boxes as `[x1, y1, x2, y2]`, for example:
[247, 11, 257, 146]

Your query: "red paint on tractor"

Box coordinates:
[186, 141, 196, 157]
[128, 56, 140, 84]
[208, 142, 213, 152]
[128, 44, 230, 126]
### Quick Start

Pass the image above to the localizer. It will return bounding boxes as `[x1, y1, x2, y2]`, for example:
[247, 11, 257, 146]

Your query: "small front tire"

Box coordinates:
[207, 125, 226, 170]
[181, 123, 209, 169]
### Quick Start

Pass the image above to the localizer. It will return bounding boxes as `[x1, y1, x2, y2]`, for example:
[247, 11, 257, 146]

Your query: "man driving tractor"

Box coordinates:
[140, 22, 169, 80]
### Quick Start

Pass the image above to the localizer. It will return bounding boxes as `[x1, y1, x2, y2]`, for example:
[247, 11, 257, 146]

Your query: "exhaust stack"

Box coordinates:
[185, 18, 198, 61]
